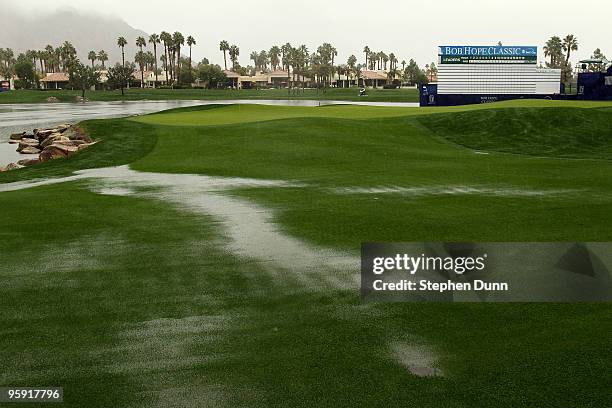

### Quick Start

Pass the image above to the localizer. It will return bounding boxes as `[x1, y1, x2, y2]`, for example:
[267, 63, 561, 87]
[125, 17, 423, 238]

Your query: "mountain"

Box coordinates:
[0, 7, 149, 66]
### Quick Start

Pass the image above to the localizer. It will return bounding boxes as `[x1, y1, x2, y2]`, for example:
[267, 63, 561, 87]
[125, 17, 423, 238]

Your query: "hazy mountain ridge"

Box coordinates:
[1, 7, 149, 66]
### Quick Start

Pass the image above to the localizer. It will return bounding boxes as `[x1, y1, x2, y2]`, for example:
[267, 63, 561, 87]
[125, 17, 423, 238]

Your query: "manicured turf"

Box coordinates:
[2, 100, 612, 407]
[0, 87, 419, 104]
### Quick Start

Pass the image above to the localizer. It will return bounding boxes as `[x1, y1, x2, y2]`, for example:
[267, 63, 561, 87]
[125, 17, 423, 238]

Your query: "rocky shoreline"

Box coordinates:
[1, 124, 97, 172]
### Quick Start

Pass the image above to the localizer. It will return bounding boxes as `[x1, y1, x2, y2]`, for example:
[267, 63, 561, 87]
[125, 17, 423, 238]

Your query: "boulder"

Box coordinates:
[17, 139, 41, 152]
[40, 134, 69, 148]
[17, 158, 40, 166]
[19, 146, 41, 154]
[0, 163, 22, 172]
[8, 139, 19, 144]
[77, 141, 98, 151]
[19, 138, 40, 146]
[35, 129, 55, 138]
[46, 96, 59, 103]
[50, 142, 79, 155]
[63, 127, 91, 142]
[9, 132, 25, 140]
[70, 140, 88, 146]
[39, 146, 68, 162]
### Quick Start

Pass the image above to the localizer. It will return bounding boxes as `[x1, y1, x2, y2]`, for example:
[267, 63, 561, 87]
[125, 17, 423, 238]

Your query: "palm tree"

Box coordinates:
[562, 34, 578, 64]
[219, 40, 230, 70]
[186, 35, 196, 82]
[37, 50, 46, 74]
[135, 50, 146, 88]
[97, 50, 108, 69]
[148, 34, 160, 87]
[250, 51, 259, 69]
[269, 46, 281, 70]
[401, 60, 406, 71]
[88, 51, 97, 68]
[136, 36, 146, 53]
[44, 45, 54, 72]
[363, 46, 370, 69]
[544, 36, 563, 67]
[229, 45, 239, 70]
[172, 32, 184, 83]
[160, 31, 171, 82]
[117, 37, 127, 67]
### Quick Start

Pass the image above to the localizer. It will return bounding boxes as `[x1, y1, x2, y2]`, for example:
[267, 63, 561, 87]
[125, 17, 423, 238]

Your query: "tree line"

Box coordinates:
[0, 34, 608, 91]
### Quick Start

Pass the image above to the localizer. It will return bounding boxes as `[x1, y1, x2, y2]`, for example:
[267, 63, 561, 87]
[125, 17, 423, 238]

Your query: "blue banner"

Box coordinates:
[439, 46, 537, 57]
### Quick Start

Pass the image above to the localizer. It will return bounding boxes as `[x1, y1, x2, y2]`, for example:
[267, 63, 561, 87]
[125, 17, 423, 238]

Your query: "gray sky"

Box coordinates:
[10, 0, 611, 68]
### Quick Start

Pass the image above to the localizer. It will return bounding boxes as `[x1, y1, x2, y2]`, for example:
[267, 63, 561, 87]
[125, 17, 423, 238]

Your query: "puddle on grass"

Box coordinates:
[332, 185, 579, 198]
[0, 166, 359, 290]
[390, 341, 443, 378]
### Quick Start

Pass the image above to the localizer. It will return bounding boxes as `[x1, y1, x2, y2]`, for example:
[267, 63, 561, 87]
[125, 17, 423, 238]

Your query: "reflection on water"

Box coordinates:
[0, 99, 418, 165]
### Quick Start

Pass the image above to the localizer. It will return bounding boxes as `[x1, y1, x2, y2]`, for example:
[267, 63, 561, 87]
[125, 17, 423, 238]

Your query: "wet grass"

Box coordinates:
[417, 107, 612, 159]
[2, 101, 612, 406]
[2, 184, 611, 408]
[0, 87, 419, 104]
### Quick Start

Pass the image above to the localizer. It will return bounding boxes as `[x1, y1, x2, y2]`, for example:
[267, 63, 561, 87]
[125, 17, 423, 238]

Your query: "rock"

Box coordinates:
[63, 127, 91, 142]
[16, 139, 41, 152]
[50, 142, 79, 155]
[19, 146, 41, 154]
[35, 129, 55, 138]
[0, 163, 22, 172]
[56, 124, 71, 132]
[8, 139, 19, 144]
[40, 134, 69, 148]
[17, 158, 40, 166]
[77, 141, 98, 151]
[39, 146, 68, 162]
[75, 96, 88, 103]
[9, 132, 25, 140]
[19, 138, 40, 146]
[46, 96, 59, 103]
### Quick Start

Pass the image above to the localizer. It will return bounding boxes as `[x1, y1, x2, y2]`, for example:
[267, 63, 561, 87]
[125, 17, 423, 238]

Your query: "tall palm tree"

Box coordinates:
[148, 33, 160, 87]
[160, 31, 171, 82]
[544, 36, 563, 67]
[136, 36, 146, 53]
[363, 46, 370, 69]
[229, 45, 240, 70]
[219, 40, 230, 70]
[97, 50, 108, 69]
[562, 34, 578, 64]
[401, 60, 406, 71]
[117, 37, 127, 67]
[250, 51, 259, 69]
[135, 50, 146, 88]
[44, 45, 53, 72]
[186, 35, 196, 82]
[37, 50, 46, 74]
[172, 32, 185, 83]
[269, 46, 280, 70]
[88, 51, 97, 68]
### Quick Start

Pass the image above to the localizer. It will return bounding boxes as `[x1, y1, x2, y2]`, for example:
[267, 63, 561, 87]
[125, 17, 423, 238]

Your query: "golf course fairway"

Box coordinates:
[1, 100, 612, 407]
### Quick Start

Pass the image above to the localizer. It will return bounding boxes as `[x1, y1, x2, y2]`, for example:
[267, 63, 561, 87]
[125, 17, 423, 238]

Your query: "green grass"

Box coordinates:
[0, 87, 419, 104]
[2, 100, 612, 407]
[417, 106, 612, 159]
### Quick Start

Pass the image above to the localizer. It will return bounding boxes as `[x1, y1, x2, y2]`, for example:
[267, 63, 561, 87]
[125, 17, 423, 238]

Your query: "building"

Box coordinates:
[421, 45, 562, 106]
[39, 72, 70, 90]
[576, 60, 612, 100]
[361, 70, 390, 88]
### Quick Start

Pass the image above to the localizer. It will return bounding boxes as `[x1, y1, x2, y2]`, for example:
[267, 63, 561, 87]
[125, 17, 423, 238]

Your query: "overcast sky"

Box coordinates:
[10, 0, 611, 67]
